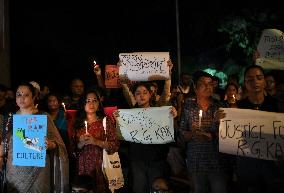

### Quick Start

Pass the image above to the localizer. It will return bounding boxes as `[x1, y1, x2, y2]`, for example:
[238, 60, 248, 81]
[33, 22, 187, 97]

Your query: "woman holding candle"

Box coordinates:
[180, 70, 229, 193]
[73, 89, 119, 193]
[46, 92, 69, 149]
[222, 82, 239, 108]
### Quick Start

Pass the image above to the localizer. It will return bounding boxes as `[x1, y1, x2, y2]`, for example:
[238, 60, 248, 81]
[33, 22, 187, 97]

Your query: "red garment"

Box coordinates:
[76, 118, 119, 193]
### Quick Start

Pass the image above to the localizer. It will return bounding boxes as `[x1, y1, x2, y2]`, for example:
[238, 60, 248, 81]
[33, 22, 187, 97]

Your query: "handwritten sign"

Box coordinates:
[116, 106, 174, 144]
[256, 29, 284, 70]
[119, 52, 170, 81]
[105, 65, 121, 88]
[219, 108, 284, 160]
[13, 115, 47, 167]
[102, 150, 124, 192]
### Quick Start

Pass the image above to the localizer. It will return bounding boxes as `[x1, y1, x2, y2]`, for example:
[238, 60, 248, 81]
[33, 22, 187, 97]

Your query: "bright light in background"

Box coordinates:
[203, 68, 228, 89]
[215, 71, 227, 88]
[203, 68, 217, 76]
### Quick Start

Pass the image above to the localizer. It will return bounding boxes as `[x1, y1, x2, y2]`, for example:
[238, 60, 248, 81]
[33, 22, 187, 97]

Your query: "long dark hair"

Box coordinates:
[131, 82, 153, 107]
[45, 92, 64, 112]
[73, 89, 105, 131]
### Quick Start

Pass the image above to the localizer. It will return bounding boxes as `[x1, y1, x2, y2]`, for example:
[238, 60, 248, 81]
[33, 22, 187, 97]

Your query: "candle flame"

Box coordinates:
[198, 110, 203, 129]
[85, 121, 88, 134]
[62, 102, 66, 111]
[93, 60, 96, 65]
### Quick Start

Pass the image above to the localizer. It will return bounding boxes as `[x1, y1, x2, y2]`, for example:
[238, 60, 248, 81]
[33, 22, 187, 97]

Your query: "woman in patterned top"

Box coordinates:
[180, 70, 229, 193]
[0, 82, 69, 193]
[73, 89, 119, 193]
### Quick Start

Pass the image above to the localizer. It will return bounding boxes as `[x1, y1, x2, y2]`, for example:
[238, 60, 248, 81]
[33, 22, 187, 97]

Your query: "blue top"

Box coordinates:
[54, 109, 69, 147]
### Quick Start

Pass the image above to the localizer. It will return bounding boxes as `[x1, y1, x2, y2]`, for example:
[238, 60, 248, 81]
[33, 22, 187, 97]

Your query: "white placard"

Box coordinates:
[116, 106, 174, 144]
[256, 29, 284, 70]
[219, 108, 284, 160]
[119, 52, 170, 81]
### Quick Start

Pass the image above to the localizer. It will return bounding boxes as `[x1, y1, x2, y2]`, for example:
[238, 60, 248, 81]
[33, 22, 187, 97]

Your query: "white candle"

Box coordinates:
[62, 102, 66, 111]
[199, 110, 203, 129]
[232, 94, 236, 103]
[85, 120, 88, 134]
[103, 117, 106, 134]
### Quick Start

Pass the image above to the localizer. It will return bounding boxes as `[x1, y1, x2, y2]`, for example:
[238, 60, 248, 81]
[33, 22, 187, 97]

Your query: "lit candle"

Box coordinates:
[232, 94, 236, 103]
[199, 110, 203, 129]
[62, 102, 66, 111]
[103, 117, 106, 134]
[85, 120, 89, 134]
[93, 60, 100, 72]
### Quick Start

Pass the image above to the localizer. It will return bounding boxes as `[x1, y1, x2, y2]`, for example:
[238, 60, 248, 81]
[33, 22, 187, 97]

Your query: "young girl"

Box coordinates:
[125, 82, 177, 193]
[73, 89, 119, 193]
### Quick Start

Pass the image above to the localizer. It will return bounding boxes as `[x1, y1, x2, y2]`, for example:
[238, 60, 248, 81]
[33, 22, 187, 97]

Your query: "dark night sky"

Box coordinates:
[8, 1, 283, 93]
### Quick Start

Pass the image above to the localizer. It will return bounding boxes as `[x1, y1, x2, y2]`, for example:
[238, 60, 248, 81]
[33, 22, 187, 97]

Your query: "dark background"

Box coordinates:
[8, 1, 284, 93]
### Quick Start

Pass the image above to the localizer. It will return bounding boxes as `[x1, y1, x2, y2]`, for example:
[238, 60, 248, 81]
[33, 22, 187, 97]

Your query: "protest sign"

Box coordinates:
[256, 29, 284, 70]
[105, 65, 121, 88]
[118, 52, 170, 81]
[219, 108, 284, 160]
[116, 106, 174, 144]
[13, 115, 47, 167]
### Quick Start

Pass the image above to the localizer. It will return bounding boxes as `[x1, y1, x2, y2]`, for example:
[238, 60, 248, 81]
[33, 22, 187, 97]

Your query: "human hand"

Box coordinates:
[213, 109, 226, 122]
[167, 59, 173, 75]
[113, 110, 120, 119]
[83, 134, 96, 146]
[45, 138, 57, 150]
[119, 74, 130, 85]
[169, 106, 177, 118]
[94, 64, 101, 76]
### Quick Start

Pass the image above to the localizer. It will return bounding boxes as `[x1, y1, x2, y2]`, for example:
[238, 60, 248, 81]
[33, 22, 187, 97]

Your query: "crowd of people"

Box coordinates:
[0, 60, 284, 193]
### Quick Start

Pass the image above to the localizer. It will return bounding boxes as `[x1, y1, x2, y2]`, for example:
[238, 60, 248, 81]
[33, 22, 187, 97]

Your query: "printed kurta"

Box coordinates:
[76, 118, 119, 193]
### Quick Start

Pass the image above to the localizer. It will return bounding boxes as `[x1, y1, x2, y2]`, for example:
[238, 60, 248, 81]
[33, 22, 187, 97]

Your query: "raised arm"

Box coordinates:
[93, 64, 106, 89]
[157, 60, 173, 106]
[118, 60, 137, 107]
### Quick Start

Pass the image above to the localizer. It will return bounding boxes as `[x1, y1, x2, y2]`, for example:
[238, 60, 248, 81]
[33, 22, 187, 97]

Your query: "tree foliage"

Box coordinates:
[218, 9, 282, 62]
